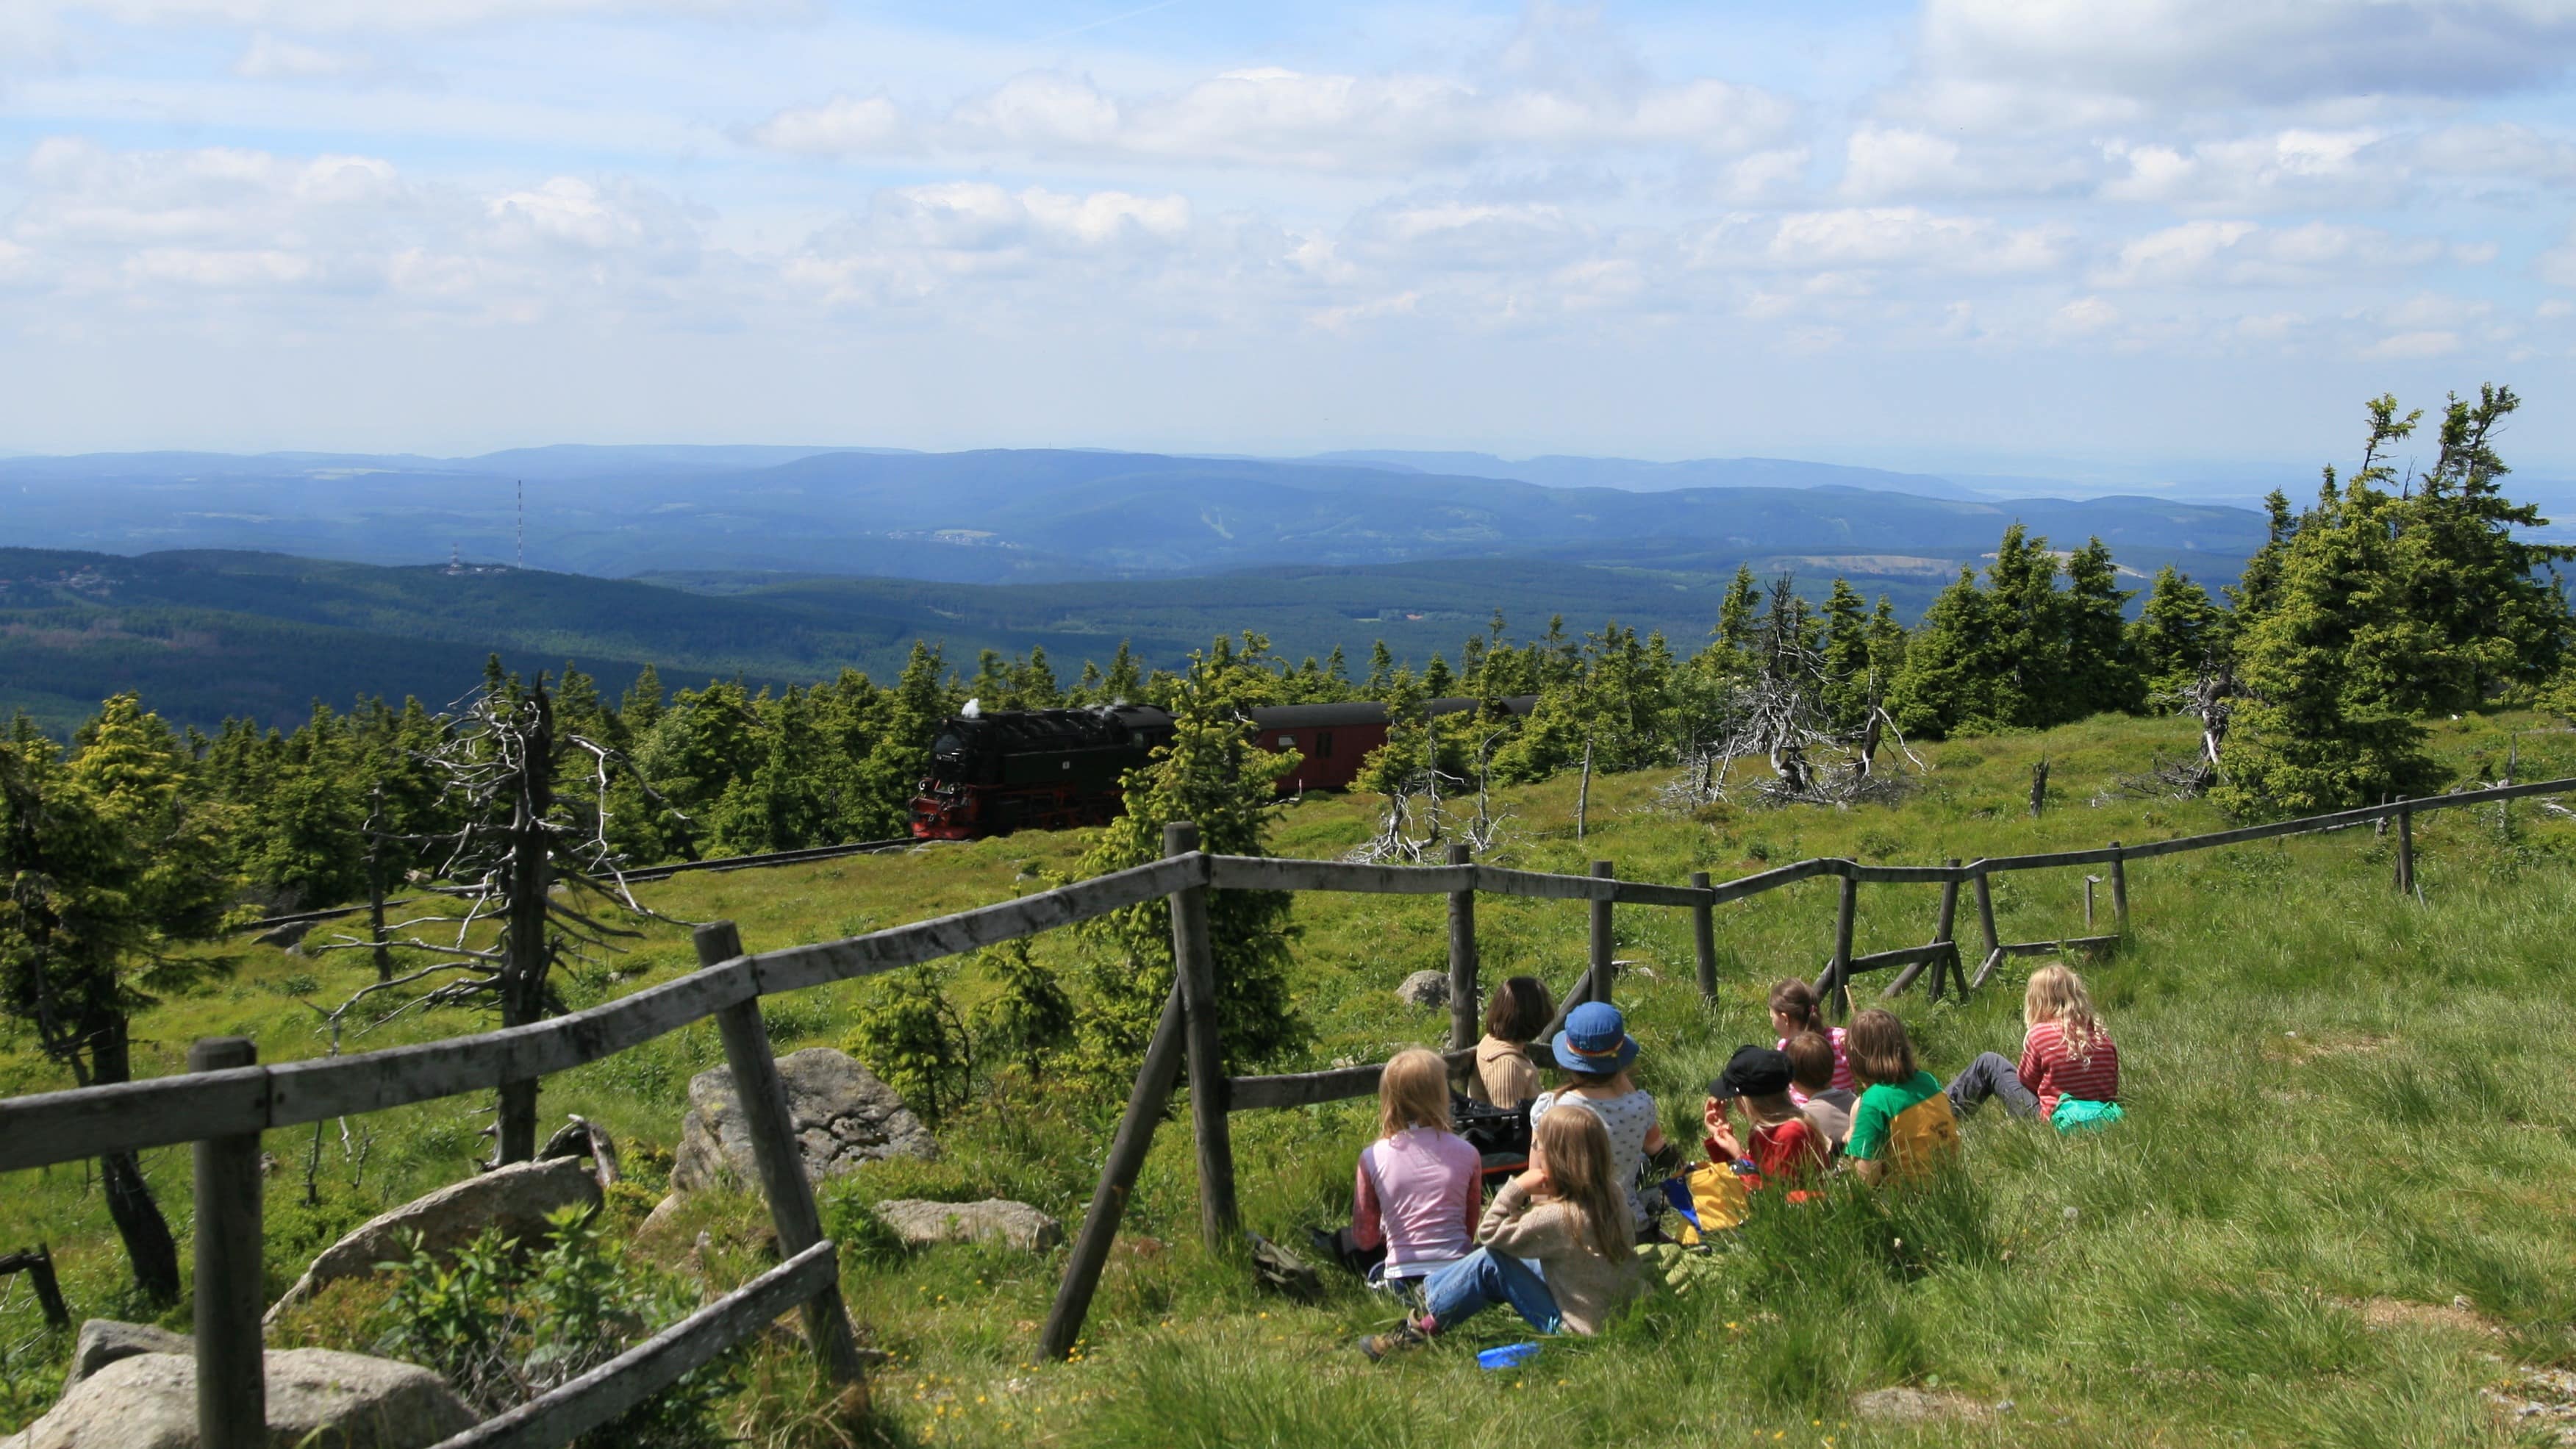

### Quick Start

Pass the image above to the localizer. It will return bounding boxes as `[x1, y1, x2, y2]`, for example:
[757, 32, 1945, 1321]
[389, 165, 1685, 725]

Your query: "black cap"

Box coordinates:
[1714, 1045, 1793, 1098]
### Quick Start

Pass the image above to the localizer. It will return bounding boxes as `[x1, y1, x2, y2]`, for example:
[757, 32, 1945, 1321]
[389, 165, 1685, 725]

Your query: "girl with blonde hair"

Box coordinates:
[1944, 962, 2123, 1131]
[1331, 1048, 1483, 1289]
[1361, 1104, 1640, 1359]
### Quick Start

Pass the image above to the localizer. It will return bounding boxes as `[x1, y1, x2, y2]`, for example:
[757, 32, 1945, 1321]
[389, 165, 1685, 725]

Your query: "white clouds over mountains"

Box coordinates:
[1, 0, 2572, 456]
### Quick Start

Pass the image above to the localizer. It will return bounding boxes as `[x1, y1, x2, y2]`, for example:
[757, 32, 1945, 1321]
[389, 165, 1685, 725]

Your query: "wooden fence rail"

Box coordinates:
[2, 771, 2569, 1446]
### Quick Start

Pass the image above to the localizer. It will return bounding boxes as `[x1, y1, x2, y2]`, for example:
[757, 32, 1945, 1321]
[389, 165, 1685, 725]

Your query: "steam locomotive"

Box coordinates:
[909, 695, 1534, 840]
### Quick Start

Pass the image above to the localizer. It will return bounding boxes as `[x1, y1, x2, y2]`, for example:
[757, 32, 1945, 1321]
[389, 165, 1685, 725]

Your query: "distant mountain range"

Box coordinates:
[2, 446, 2268, 586]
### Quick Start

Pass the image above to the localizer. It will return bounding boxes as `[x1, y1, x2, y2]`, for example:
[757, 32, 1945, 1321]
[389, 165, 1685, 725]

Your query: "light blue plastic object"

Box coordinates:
[1478, 1342, 1542, 1370]
[2051, 1099, 2125, 1134]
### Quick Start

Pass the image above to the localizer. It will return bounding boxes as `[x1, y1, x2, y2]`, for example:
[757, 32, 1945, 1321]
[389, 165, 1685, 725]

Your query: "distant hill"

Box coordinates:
[1297, 450, 1994, 500]
[1, 446, 2268, 585]
[0, 532, 2258, 734]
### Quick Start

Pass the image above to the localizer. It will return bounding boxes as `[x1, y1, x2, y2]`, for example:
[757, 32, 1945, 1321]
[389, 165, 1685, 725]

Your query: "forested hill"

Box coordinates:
[1, 527, 2260, 734]
[2, 446, 2267, 584]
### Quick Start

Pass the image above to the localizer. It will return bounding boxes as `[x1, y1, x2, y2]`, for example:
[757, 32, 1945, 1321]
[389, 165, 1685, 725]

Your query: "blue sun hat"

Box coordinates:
[1552, 1000, 1639, 1075]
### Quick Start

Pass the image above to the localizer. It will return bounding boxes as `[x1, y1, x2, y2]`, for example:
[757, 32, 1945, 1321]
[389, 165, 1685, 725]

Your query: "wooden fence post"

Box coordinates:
[1828, 870, 1858, 1018]
[1969, 867, 2001, 995]
[1163, 823, 1238, 1252]
[1689, 870, 1717, 1004]
[693, 923, 866, 1387]
[1042, 984, 1187, 1362]
[190, 1037, 265, 1449]
[1447, 842, 1478, 1052]
[1926, 856, 1958, 990]
[2396, 808, 2416, 898]
[2108, 841, 2129, 936]
[1589, 860, 1615, 1007]
[0, 1245, 70, 1331]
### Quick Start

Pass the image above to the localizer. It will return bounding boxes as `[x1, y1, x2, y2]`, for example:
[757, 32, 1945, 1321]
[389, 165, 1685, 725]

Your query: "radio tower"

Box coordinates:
[516, 480, 525, 570]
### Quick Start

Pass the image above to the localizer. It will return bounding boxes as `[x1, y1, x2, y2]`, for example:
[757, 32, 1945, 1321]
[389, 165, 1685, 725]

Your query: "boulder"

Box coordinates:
[64, 1320, 191, 1387]
[6, 1349, 473, 1449]
[874, 1199, 1062, 1253]
[254, 919, 313, 950]
[264, 1157, 601, 1323]
[1396, 970, 1450, 1008]
[671, 1048, 935, 1193]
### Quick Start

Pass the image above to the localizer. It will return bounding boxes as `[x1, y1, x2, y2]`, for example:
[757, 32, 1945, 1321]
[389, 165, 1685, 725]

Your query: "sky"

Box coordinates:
[1, 0, 2574, 479]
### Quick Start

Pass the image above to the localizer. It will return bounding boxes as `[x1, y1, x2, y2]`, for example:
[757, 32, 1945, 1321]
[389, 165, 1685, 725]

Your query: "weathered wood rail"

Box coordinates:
[2, 773, 2566, 1446]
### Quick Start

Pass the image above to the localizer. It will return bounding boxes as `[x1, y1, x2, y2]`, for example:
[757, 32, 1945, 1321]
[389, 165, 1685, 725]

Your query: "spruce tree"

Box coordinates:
[2063, 537, 2144, 718]
[2129, 566, 2220, 698]
[1073, 637, 1306, 1077]
[1888, 567, 2008, 740]
[1819, 578, 1873, 734]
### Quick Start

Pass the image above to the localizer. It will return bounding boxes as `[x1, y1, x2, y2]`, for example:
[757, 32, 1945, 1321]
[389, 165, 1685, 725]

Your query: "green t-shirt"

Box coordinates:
[1844, 1070, 1961, 1175]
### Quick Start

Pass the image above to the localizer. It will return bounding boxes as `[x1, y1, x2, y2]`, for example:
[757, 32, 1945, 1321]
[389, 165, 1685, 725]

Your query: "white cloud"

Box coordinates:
[1915, 0, 2576, 121]
[744, 93, 906, 156]
[1753, 207, 2067, 276]
[51, 0, 804, 31]
[1, 137, 714, 322]
[2096, 219, 2444, 287]
[2361, 329, 2463, 358]
[2051, 296, 2119, 337]
[748, 65, 1797, 173]
[232, 34, 375, 79]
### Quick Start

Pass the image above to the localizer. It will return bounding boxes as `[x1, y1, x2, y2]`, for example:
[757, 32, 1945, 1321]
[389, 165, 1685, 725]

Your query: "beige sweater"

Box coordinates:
[1475, 1180, 1639, 1336]
[1470, 1035, 1539, 1106]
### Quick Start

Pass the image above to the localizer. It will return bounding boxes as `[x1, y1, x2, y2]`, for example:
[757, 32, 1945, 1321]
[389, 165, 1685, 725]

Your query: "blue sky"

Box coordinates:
[2, 1, 2572, 479]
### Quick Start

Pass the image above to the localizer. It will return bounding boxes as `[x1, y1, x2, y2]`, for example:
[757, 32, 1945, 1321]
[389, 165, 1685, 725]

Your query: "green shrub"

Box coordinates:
[373, 1205, 728, 1445]
[844, 966, 972, 1124]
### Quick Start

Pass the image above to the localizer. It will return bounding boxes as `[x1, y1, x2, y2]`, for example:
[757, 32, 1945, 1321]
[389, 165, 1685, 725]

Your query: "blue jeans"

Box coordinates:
[1420, 1247, 1561, 1334]
[1946, 1051, 2040, 1119]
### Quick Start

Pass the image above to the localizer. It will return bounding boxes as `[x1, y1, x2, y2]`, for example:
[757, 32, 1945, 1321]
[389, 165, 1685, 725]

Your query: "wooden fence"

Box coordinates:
[1, 773, 2569, 1447]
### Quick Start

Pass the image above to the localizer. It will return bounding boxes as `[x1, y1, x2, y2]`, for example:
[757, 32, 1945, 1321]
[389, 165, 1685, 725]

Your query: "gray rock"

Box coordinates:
[254, 919, 313, 950]
[1396, 970, 1450, 1008]
[264, 1157, 601, 1323]
[65, 1320, 191, 1387]
[7, 1349, 473, 1448]
[874, 1198, 1063, 1253]
[671, 1048, 935, 1194]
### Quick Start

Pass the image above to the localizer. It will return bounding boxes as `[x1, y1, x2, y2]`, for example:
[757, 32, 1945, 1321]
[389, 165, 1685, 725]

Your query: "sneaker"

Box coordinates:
[1358, 1315, 1434, 1362]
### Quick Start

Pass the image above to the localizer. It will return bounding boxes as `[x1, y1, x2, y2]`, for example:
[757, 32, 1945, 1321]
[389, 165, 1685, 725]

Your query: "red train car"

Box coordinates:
[909, 695, 1533, 840]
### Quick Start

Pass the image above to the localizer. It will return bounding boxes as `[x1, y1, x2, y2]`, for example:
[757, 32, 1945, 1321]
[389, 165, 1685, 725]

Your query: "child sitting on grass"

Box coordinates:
[1843, 1009, 1963, 1186]
[1468, 975, 1554, 1108]
[1944, 963, 2123, 1131]
[1770, 979, 1853, 1105]
[1360, 1104, 1639, 1359]
[1529, 1001, 1670, 1237]
[1327, 1048, 1483, 1287]
[1786, 1030, 1856, 1148]
[1703, 1045, 1830, 1191]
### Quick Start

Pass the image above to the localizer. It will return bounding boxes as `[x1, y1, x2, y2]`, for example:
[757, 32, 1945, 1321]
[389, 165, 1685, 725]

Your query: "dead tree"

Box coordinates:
[311, 669, 669, 1167]
[1671, 574, 1923, 809]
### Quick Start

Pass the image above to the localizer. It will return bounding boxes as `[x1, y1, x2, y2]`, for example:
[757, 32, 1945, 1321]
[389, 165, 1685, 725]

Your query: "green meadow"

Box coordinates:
[5, 709, 2575, 1447]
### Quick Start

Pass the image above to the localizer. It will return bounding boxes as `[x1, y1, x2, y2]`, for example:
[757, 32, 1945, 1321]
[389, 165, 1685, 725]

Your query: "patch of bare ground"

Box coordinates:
[1852, 1387, 2002, 1425]
[2339, 1295, 2502, 1337]
[2267, 1030, 2395, 1065]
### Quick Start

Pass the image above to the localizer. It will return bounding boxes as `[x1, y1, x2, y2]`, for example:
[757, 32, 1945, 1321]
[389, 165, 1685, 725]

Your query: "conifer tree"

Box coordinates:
[1101, 641, 1144, 703]
[2, 697, 235, 1300]
[2129, 566, 2220, 698]
[1819, 578, 1873, 733]
[1888, 566, 2008, 739]
[1073, 636, 1305, 1076]
[1714, 564, 1761, 666]
[2063, 538, 2143, 718]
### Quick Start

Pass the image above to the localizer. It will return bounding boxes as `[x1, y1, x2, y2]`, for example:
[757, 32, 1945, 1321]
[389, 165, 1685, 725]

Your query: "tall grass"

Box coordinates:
[4, 711, 2574, 1445]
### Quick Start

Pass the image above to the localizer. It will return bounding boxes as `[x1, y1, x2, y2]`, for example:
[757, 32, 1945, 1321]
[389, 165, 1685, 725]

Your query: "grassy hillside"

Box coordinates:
[5, 712, 2573, 1445]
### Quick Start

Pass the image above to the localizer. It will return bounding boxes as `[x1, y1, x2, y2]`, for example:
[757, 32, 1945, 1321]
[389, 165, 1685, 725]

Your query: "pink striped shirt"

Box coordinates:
[1780, 1027, 1855, 1103]
[2018, 1019, 2119, 1117]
